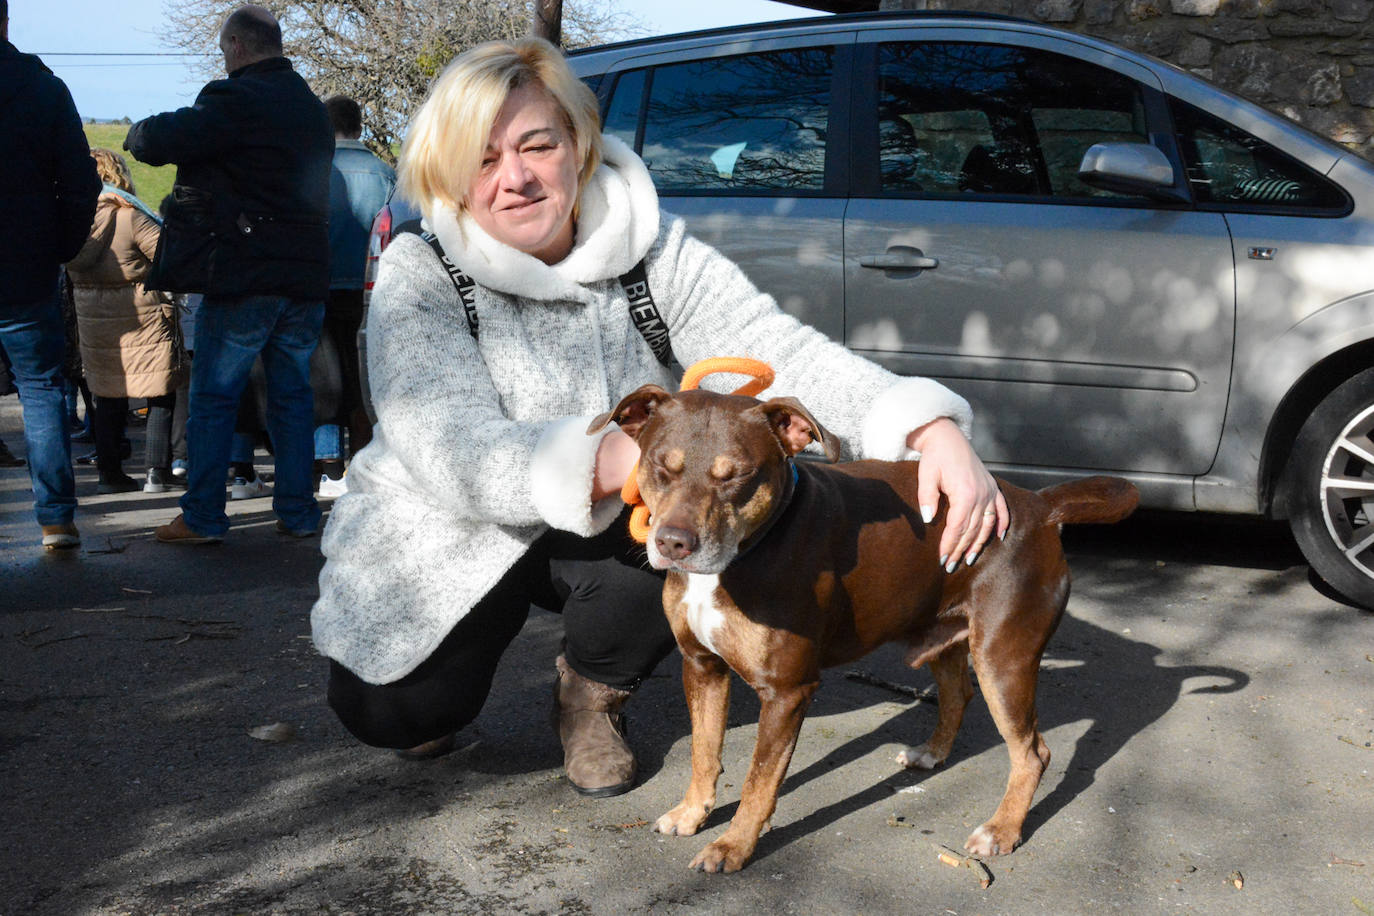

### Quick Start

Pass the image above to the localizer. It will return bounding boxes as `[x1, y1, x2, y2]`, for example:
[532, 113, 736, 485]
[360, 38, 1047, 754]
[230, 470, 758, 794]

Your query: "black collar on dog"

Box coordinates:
[733, 461, 801, 562]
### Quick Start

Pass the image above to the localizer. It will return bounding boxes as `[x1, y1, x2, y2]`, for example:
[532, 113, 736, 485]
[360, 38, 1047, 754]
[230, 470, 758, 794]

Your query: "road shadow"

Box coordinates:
[693, 612, 1247, 866]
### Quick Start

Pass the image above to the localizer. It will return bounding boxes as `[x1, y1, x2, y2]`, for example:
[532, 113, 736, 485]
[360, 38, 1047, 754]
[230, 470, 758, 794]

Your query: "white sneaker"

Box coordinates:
[230, 475, 271, 500]
[318, 473, 348, 498]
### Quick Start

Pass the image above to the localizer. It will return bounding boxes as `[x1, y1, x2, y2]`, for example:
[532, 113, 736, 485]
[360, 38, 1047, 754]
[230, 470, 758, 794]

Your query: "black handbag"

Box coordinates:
[145, 185, 218, 294]
[246, 326, 343, 429]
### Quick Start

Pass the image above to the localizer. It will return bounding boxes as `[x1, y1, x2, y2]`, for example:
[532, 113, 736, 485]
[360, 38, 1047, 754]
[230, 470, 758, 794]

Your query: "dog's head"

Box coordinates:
[589, 385, 839, 574]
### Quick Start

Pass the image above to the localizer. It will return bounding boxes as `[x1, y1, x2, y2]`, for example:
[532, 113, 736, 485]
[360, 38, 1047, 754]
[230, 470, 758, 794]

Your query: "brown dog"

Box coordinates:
[588, 385, 1138, 873]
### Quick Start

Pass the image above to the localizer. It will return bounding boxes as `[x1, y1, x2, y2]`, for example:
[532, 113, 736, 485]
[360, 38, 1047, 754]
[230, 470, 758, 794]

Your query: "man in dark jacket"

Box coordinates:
[0, 0, 101, 550]
[125, 4, 333, 544]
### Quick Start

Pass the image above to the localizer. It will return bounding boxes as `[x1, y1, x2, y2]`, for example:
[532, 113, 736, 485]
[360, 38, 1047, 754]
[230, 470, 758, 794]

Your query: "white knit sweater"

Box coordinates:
[311, 136, 973, 684]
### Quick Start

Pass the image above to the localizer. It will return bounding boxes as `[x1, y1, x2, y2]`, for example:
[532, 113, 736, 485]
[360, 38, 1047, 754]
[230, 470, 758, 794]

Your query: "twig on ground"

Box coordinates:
[932, 843, 992, 888]
[27, 632, 91, 649]
[845, 669, 936, 702]
[87, 538, 128, 555]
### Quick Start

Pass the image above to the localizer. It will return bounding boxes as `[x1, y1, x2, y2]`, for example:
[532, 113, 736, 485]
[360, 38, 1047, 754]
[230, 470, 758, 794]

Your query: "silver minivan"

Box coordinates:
[565, 11, 1374, 608]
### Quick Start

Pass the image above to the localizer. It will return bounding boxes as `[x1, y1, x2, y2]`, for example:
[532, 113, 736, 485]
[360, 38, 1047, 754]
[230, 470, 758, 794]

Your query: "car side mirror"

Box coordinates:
[1078, 142, 1185, 202]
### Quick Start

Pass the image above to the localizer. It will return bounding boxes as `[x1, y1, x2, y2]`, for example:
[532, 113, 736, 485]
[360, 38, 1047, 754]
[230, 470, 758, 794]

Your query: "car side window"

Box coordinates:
[877, 42, 1149, 200]
[1170, 99, 1349, 212]
[602, 69, 646, 151]
[616, 48, 832, 193]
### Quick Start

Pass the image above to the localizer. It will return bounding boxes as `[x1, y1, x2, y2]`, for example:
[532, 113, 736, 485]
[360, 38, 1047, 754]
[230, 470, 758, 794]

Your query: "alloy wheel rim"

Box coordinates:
[1319, 402, 1374, 582]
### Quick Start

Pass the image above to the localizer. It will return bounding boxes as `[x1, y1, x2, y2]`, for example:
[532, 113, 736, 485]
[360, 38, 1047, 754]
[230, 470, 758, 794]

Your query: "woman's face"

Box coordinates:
[466, 84, 581, 265]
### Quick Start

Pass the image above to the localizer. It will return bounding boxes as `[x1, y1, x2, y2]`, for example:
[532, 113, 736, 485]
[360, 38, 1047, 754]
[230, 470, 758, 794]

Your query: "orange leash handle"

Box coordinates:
[621, 358, 775, 543]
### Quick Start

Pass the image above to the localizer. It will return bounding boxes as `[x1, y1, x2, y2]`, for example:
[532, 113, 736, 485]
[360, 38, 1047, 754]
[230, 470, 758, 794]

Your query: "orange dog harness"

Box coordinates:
[621, 357, 775, 543]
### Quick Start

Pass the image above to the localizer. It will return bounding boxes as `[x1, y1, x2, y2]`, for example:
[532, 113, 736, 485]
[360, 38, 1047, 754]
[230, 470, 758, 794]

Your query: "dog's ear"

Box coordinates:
[587, 384, 673, 440]
[756, 397, 841, 462]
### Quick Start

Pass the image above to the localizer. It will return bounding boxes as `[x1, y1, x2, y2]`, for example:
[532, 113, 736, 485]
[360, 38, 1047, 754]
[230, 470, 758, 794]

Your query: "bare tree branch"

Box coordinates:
[158, 0, 647, 163]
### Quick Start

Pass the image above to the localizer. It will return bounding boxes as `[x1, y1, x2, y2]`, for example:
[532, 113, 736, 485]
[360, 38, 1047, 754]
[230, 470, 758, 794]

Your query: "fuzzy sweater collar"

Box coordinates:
[426, 135, 660, 303]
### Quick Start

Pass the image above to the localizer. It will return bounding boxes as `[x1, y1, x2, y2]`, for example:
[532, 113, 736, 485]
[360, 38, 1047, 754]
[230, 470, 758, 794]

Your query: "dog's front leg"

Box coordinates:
[655, 652, 731, 838]
[690, 680, 817, 873]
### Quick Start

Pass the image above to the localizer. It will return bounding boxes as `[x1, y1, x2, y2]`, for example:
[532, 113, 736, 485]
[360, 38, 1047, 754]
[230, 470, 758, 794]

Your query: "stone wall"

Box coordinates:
[877, 0, 1374, 158]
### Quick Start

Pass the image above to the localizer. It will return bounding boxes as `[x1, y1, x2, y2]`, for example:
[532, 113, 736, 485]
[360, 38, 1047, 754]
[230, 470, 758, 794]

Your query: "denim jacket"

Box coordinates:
[328, 139, 396, 290]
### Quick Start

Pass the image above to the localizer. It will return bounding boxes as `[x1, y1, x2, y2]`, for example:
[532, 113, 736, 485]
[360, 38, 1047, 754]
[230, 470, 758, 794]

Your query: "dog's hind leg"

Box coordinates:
[963, 608, 1057, 857]
[896, 640, 973, 770]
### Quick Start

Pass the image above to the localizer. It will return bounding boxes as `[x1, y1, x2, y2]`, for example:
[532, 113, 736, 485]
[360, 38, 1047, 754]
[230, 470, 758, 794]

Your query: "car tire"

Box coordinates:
[1286, 367, 1374, 610]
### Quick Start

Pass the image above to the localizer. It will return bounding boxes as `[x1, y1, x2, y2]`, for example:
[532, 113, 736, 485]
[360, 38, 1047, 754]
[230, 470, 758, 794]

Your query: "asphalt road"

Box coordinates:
[1, 399, 1371, 915]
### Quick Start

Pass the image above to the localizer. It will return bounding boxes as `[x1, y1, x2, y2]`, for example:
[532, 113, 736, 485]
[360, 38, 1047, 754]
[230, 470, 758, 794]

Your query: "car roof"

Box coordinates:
[566, 10, 1031, 58]
[568, 9, 1360, 174]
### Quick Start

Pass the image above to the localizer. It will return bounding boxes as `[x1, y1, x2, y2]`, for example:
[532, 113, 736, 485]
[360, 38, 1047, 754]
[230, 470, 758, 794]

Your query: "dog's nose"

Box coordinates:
[655, 526, 698, 560]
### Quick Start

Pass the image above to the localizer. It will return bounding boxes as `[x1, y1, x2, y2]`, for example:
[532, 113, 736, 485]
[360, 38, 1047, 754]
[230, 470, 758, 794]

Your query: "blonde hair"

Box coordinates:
[397, 37, 602, 221]
[91, 148, 135, 194]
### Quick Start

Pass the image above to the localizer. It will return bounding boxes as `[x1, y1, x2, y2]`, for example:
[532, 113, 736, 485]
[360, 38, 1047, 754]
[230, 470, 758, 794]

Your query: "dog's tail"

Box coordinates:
[1038, 476, 1140, 526]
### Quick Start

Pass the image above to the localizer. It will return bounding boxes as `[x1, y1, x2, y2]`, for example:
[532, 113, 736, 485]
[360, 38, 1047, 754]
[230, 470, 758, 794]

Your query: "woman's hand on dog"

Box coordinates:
[908, 418, 1009, 571]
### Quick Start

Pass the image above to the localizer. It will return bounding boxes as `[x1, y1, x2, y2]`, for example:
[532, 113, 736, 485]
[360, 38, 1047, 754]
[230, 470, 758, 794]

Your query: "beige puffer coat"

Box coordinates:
[66, 194, 185, 398]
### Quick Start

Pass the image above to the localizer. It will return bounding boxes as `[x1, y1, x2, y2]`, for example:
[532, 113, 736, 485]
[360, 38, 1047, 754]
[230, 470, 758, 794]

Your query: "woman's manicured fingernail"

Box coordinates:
[966, 551, 979, 566]
[921, 505, 935, 524]
[945, 558, 958, 573]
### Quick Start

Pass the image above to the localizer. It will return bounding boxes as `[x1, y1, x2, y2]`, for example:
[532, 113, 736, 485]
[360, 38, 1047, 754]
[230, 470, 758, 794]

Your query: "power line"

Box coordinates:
[36, 51, 203, 57]
[54, 62, 197, 68]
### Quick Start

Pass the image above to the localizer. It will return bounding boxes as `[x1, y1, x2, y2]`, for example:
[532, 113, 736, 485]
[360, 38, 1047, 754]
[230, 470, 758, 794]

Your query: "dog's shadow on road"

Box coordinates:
[658, 609, 1247, 867]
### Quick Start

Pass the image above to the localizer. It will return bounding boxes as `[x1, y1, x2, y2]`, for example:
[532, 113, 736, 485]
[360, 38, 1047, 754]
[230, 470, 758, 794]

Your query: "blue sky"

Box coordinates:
[12, 0, 824, 121]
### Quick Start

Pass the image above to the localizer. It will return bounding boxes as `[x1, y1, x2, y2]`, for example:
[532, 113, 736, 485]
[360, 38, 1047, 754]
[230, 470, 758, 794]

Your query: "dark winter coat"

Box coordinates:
[124, 56, 333, 301]
[0, 40, 101, 307]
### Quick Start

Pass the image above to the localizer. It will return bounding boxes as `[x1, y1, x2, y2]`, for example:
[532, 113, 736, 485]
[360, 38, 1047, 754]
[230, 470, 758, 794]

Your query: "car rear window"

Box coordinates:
[604, 48, 833, 193]
[1171, 98, 1350, 213]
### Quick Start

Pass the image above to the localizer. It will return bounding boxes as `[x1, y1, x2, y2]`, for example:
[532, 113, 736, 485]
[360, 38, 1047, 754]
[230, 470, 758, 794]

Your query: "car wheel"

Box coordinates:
[1286, 368, 1374, 610]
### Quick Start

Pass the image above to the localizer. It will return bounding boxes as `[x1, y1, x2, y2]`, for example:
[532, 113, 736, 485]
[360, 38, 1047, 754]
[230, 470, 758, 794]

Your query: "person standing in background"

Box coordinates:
[125, 4, 333, 544]
[314, 94, 395, 498]
[65, 149, 185, 495]
[0, 0, 101, 549]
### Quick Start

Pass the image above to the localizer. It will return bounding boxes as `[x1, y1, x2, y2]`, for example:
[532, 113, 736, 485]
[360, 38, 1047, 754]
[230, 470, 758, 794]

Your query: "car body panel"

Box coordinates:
[844, 200, 1235, 477]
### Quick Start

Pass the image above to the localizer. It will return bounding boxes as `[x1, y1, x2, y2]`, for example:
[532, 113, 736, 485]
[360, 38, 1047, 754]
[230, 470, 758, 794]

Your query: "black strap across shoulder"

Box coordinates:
[394, 220, 676, 370]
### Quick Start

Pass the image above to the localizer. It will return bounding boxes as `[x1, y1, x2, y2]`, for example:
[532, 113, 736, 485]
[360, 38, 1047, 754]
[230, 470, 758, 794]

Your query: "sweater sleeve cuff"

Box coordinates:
[530, 416, 625, 536]
[859, 377, 975, 461]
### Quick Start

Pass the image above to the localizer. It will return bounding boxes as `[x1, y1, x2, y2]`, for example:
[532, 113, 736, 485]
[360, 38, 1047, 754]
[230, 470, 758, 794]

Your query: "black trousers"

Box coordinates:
[327, 509, 677, 749]
[92, 396, 128, 475]
[94, 394, 176, 475]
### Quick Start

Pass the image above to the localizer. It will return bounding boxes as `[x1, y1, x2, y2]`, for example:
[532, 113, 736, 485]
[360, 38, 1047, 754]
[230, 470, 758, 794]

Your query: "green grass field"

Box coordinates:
[83, 122, 176, 212]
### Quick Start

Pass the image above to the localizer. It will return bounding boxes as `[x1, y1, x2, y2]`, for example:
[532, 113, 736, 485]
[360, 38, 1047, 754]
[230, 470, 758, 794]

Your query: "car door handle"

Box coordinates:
[860, 249, 939, 271]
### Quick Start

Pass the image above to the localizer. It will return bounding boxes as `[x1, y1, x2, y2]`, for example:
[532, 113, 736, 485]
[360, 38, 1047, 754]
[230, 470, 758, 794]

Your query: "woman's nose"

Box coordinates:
[498, 153, 534, 190]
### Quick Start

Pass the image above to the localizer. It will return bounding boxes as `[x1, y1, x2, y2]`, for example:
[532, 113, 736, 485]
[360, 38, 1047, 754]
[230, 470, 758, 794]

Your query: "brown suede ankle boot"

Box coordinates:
[553, 654, 636, 797]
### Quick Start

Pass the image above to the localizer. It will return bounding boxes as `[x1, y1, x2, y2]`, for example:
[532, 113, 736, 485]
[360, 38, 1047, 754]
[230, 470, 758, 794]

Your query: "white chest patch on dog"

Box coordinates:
[682, 573, 726, 656]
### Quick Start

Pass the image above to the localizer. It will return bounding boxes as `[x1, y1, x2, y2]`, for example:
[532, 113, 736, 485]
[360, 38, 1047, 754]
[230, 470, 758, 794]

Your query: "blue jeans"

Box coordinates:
[0, 291, 77, 526]
[182, 295, 324, 537]
[314, 423, 343, 461]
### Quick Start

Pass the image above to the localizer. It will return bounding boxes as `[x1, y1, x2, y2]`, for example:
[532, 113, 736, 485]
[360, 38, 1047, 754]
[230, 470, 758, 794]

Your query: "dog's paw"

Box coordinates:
[689, 838, 752, 873]
[964, 822, 1021, 858]
[654, 802, 710, 837]
[895, 743, 944, 770]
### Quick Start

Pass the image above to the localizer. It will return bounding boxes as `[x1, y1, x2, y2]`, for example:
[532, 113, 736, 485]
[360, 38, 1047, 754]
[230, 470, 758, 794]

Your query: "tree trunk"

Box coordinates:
[532, 0, 563, 47]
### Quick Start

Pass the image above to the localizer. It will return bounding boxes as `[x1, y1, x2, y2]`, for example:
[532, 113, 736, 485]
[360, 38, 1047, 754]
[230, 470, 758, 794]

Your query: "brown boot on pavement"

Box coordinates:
[155, 513, 222, 545]
[553, 654, 636, 797]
